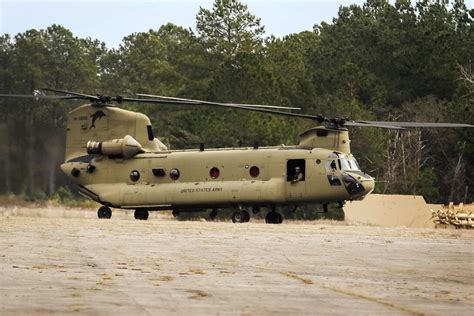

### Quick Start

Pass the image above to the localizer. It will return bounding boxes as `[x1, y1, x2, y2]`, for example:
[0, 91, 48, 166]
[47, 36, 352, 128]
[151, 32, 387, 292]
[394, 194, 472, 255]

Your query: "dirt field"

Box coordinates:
[0, 207, 473, 315]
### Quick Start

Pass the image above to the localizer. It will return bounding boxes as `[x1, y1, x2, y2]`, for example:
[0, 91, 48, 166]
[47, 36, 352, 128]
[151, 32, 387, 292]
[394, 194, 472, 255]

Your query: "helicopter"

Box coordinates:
[1, 89, 472, 223]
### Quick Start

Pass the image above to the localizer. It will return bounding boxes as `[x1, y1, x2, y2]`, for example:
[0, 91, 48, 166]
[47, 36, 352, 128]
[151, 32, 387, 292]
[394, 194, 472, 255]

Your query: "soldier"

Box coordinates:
[292, 166, 303, 183]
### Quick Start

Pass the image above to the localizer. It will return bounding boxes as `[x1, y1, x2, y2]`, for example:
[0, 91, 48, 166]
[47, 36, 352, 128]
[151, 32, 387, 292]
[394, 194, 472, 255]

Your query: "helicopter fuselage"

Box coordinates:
[61, 146, 374, 211]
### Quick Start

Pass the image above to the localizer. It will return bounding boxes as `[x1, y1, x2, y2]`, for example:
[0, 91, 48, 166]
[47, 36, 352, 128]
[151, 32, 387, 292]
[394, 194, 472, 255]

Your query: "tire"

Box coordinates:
[134, 209, 149, 220]
[265, 211, 274, 224]
[98, 206, 112, 219]
[242, 210, 250, 222]
[231, 211, 244, 223]
[209, 209, 218, 220]
[265, 211, 283, 224]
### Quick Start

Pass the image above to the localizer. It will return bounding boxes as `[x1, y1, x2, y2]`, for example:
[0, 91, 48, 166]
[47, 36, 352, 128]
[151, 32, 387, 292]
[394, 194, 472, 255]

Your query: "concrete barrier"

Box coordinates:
[344, 194, 441, 228]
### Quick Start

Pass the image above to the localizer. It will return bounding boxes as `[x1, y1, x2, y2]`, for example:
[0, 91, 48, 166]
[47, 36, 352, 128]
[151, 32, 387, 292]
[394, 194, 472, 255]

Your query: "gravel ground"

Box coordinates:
[0, 209, 473, 315]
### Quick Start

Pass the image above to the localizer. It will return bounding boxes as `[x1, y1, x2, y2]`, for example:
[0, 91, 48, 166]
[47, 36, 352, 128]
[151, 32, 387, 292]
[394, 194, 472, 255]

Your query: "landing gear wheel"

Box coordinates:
[134, 209, 149, 220]
[98, 206, 112, 219]
[209, 209, 218, 220]
[265, 211, 283, 224]
[231, 211, 246, 223]
[242, 210, 250, 222]
[172, 210, 179, 218]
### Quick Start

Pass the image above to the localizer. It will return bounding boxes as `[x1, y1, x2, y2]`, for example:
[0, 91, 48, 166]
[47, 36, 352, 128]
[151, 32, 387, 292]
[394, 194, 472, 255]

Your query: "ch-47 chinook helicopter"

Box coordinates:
[1, 89, 472, 223]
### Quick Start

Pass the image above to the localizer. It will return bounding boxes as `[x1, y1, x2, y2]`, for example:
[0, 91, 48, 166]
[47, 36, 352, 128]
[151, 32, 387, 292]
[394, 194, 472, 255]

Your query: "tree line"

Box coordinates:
[0, 0, 472, 204]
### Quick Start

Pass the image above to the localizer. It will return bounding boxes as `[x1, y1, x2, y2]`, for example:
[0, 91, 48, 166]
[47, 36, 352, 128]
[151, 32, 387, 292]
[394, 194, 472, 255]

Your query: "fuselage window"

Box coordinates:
[170, 168, 180, 181]
[147, 125, 154, 141]
[287, 159, 305, 182]
[249, 166, 260, 177]
[130, 170, 140, 182]
[210, 167, 220, 179]
[152, 168, 166, 177]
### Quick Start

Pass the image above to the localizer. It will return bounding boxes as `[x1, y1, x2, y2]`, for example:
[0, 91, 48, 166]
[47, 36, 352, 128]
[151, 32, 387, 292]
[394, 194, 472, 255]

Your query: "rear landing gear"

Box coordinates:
[231, 210, 250, 223]
[209, 209, 218, 220]
[97, 206, 112, 219]
[134, 209, 149, 220]
[265, 211, 283, 224]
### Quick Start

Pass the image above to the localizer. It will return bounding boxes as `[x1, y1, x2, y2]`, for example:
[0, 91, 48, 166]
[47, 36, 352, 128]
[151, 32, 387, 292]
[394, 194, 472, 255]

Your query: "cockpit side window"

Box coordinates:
[326, 160, 338, 173]
[326, 159, 341, 186]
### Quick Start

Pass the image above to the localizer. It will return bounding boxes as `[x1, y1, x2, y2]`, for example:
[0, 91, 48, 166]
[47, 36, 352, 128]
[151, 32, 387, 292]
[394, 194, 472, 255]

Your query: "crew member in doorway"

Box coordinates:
[292, 166, 303, 183]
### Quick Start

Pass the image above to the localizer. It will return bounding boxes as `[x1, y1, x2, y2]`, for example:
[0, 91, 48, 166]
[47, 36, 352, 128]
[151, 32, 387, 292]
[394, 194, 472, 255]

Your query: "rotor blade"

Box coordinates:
[0, 94, 81, 100]
[120, 97, 196, 105]
[124, 96, 327, 122]
[344, 121, 405, 129]
[136, 93, 302, 110]
[43, 88, 99, 100]
[355, 121, 474, 128]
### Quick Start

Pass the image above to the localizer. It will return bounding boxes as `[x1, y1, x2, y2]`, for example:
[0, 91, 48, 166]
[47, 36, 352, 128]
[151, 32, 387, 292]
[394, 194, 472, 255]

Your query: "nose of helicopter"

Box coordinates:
[342, 171, 375, 199]
[361, 176, 375, 195]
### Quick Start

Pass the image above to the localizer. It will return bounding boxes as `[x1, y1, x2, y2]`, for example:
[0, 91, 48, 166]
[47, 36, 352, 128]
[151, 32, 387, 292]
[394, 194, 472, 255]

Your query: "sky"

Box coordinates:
[0, 0, 370, 48]
[2, 0, 473, 48]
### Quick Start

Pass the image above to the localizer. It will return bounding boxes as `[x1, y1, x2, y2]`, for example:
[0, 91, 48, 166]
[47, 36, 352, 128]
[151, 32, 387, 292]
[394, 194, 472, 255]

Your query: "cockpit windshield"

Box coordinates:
[338, 158, 361, 171]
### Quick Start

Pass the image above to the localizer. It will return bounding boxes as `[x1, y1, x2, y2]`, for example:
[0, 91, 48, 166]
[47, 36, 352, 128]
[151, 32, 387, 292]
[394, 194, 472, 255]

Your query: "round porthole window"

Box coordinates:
[170, 168, 180, 180]
[249, 166, 260, 178]
[130, 170, 140, 182]
[210, 167, 220, 179]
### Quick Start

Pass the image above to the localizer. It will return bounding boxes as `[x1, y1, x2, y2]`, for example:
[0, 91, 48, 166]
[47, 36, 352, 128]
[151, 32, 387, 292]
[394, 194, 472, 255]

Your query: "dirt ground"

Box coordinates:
[0, 207, 473, 315]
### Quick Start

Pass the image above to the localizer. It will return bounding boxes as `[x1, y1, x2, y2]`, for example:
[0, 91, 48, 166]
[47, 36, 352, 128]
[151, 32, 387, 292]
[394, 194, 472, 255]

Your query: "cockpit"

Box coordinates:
[338, 157, 361, 171]
[325, 151, 374, 199]
[325, 152, 361, 173]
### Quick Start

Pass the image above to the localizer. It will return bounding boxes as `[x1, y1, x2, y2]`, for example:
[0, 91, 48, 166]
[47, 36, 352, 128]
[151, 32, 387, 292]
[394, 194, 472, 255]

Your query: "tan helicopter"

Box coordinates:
[1, 89, 472, 223]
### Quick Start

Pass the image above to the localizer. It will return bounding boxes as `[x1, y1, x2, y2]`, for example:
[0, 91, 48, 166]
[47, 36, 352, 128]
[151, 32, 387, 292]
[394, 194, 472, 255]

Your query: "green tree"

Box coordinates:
[3, 25, 106, 197]
[196, 0, 265, 57]
[0, 35, 13, 194]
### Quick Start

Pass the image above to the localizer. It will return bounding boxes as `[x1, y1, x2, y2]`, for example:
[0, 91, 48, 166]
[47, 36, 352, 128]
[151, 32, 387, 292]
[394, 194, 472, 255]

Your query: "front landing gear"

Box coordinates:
[265, 211, 283, 224]
[134, 209, 149, 220]
[98, 206, 112, 219]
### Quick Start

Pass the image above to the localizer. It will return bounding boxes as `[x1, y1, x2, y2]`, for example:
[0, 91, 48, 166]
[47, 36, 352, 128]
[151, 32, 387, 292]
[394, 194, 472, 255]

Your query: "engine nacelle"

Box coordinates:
[87, 135, 144, 159]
